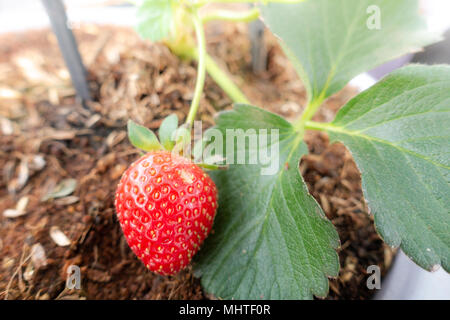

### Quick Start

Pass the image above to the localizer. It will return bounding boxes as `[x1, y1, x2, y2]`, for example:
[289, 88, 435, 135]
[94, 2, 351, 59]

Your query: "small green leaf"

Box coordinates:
[159, 114, 178, 150]
[42, 179, 77, 202]
[197, 163, 227, 171]
[321, 65, 450, 272]
[260, 0, 441, 103]
[135, 0, 174, 42]
[171, 125, 191, 155]
[127, 120, 162, 151]
[195, 104, 339, 299]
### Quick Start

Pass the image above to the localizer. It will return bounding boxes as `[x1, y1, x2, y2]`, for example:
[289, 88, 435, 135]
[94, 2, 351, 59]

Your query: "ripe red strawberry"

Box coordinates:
[114, 150, 218, 275]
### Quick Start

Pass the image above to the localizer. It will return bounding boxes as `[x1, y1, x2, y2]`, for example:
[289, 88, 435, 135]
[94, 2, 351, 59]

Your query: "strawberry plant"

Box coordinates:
[117, 0, 450, 299]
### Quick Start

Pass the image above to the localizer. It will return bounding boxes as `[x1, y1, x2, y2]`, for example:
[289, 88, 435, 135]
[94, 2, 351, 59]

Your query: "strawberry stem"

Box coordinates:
[293, 94, 326, 132]
[201, 7, 260, 24]
[183, 48, 250, 104]
[186, 8, 207, 129]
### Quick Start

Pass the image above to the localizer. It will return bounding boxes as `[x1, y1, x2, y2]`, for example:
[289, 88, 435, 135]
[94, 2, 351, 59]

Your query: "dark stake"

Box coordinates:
[249, 19, 267, 74]
[41, 0, 91, 107]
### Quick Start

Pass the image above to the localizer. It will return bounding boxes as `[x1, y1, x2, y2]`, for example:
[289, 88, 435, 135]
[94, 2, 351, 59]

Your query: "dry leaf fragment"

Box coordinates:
[54, 196, 79, 206]
[38, 293, 50, 300]
[0, 87, 21, 99]
[3, 196, 29, 218]
[13, 159, 30, 192]
[30, 243, 47, 269]
[0, 117, 14, 135]
[29, 154, 46, 171]
[23, 262, 35, 281]
[3, 257, 15, 269]
[2, 209, 22, 218]
[105, 130, 126, 148]
[85, 114, 102, 128]
[49, 226, 71, 247]
[40, 128, 77, 141]
[16, 196, 29, 212]
[42, 178, 77, 201]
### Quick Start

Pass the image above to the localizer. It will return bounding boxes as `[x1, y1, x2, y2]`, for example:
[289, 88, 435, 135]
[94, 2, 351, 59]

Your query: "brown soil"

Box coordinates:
[0, 23, 393, 300]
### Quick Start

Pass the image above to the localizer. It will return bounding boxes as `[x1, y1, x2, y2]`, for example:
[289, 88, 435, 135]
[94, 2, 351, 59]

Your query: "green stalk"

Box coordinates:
[194, 0, 304, 6]
[185, 9, 207, 128]
[184, 48, 250, 104]
[293, 94, 325, 131]
[204, 53, 250, 104]
[201, 8, 260, 23]
[304, 120, 332, 131]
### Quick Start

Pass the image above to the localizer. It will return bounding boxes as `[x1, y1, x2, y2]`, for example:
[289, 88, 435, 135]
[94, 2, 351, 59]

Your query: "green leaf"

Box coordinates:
[135, 0, 173, 42]
[194, 104, 339, 299]
[127, 120, 162, 151]
[260, 0, 441, 104]
[42, 178, 77, 202]
[318, 65, 450, 272]
[171, 125, 191, 155]
[159, 114, 178, 150]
